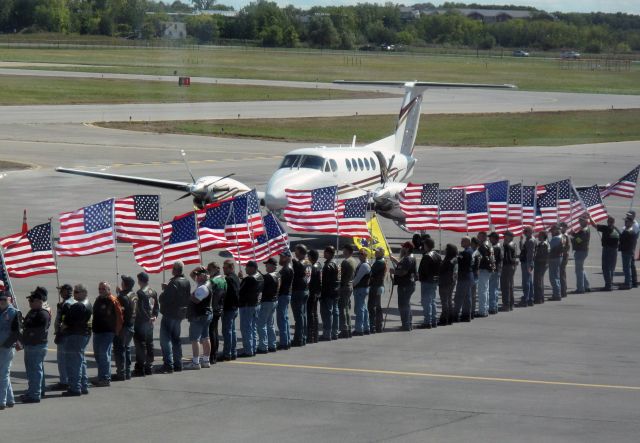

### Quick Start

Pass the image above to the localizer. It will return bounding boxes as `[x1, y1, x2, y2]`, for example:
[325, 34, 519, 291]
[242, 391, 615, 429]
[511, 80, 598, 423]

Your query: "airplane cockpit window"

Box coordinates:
[280, 155, 300, 168]
[324, 163, 331, 172]
[358, 158, 364, 170]
[346, 159, 352, 171]
[370, 157, 376, 170]
[299, 155, 325, 170]
[364, 158, 370, 170]
[330, 159, 338, 172]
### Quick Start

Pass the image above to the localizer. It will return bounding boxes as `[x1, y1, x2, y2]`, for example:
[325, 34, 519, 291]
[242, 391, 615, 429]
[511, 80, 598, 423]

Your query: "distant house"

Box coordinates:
[162, 21, 186, 39]
[399, 6, 420, 21]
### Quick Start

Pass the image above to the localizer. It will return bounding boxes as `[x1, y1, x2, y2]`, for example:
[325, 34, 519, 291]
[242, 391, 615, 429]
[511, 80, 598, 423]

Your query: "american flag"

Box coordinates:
[229, 213, 289, 265]
[522, 185, 536, 226]
[578, 185, 608, 225]
[0, 222, 57, 278]
[549, 179, 572, 221]
[284, 186, 338, 233]
[57, 199, 115, 257]
[535, 184, 558, 230]
[336, 194, 370, 238]
[197, 200, 234, 251]
[466, 191, 490, 232]
[601, 165, 639, 199]
[486, 180, 509, 225]
[439, 189, 466, 232]
[501, 183, 523, 236]
[452, 183, 485, 194]
[132, 212, 200, 273]
[224, 191, 265, 246]
[399, 183, 439, 231]
[114, 195, 161, 244]
[562, 186, 587, 232]
[0, 251, 10, 294]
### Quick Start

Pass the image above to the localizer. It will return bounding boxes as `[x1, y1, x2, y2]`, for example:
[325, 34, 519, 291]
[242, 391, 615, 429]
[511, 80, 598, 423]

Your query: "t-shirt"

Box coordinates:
[194, 284, 210, 301]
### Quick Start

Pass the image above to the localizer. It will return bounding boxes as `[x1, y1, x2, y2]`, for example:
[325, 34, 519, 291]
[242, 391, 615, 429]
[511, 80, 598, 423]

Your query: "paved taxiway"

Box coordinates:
[1, 115, 639, 442]
[1, 69, 640, 124]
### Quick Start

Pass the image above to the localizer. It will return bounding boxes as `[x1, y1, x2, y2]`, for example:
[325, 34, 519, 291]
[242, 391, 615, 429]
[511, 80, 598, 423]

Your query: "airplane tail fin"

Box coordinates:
[334, 80, 516, 156]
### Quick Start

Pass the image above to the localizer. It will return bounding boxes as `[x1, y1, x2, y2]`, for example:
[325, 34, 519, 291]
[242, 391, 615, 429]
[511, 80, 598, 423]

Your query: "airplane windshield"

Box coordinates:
[279, 154, 325, 171]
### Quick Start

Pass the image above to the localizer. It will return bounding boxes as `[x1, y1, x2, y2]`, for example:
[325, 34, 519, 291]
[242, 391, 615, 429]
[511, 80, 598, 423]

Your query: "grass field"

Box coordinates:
[1, 47, 638, 94]
[98, 109, 640, 147]
[0, 75, 384, 105]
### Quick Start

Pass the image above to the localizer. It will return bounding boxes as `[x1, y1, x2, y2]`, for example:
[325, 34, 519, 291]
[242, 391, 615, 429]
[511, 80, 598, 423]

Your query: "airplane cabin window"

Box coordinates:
[364, 157, 370, 170]
[330, 159, 338, 172]
[346, 159, 352, 171]
[352, 158, 358, 170]
[299, 155, 325, 170]
[280, 155, 300, 168]
[358, 158, 364, 170]
[370, 157, 376, 170]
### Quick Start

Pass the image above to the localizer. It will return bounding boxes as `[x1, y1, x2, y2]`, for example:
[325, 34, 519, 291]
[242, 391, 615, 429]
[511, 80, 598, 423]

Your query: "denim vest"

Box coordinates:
[0, 305, 18, 346]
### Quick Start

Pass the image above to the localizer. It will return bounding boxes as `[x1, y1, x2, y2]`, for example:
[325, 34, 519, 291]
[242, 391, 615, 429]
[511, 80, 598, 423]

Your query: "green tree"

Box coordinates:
[186, 14, 219, 43]
[260, 23, 283, 46]
[282, 25, 299, 47]
[193, 0, 216, 11]
[308, 15, 339, 49]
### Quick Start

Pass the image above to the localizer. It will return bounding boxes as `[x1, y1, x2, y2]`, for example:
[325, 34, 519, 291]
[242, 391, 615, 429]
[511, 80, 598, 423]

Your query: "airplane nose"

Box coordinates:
[264, 176, 288, 210]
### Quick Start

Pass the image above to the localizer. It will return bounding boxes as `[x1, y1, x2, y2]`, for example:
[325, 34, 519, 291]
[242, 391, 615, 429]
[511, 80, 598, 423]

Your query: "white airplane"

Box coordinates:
[56, 81, 515, 228]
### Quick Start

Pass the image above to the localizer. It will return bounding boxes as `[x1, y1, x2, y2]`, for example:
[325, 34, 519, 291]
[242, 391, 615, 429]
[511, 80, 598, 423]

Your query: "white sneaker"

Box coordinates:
[184, 361, 201, 370]
[200, 360, 210, 368]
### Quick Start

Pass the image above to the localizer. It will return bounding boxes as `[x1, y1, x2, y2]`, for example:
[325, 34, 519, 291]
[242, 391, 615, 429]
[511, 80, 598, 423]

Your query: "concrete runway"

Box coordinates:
[0, 94, 639, 441]
[2, 69, 640, 123]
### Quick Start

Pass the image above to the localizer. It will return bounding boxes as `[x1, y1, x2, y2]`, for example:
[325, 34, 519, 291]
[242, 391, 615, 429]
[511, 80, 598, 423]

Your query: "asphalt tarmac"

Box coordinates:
[2, 69, 640, 124]
[0, 101, 639, 442]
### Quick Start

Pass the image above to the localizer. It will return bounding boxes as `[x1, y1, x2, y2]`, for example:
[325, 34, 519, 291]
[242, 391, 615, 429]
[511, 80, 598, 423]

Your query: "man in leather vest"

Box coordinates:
[307, 249, 322, 344]
[207, 262, 226, 364]
[320, 246, 340, 341]
[418, 237, 441, 329]
[500, 231, 517, 312]
[133, 272, 158, 377]
[185, 267, 213, 369]
[368, 247, 387, 334]
[158, 261, 191, 373]
[352, 249, 371, 336]
[113, 275, 136, 381]
[339, 244, 358, 338]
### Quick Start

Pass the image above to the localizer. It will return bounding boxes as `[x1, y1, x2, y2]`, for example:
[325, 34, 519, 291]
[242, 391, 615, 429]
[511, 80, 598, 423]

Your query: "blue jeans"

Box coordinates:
[222, 309, 238, 358]
[0, 347, 15, 406]
[160, 316, 183, 369]
[622, 252, 634, 287]
[277, 294, 291, 347]
[477, 269, 491, 316]
[489, 272, 501, 311]
[353, 287, 370, 333]
[521, 262, 534, 303]
[420, 282, 438, 326]
[454, 274, 473, 320]
[397, 283, 415, 329]
[24, 344, 47, 400]
[188, 314, 213, 342]
[574, 250, 590, 292]
[549, 258, 562, 298]
[239, 306, 258, 355]
[57, 335, 67, 385]
[602, 247, 618, 289]
[320, 297, 339, 339]
[113, 327, 133, 377]
[291, 290, 309, 344]
[93, 332, 115, 381]
[257, 301, 278, 351]
[65, 334, 90, 394]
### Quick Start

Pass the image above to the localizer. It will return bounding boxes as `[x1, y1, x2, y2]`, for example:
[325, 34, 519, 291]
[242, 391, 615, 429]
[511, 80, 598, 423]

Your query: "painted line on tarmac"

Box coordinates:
[229, 361, 640, 392]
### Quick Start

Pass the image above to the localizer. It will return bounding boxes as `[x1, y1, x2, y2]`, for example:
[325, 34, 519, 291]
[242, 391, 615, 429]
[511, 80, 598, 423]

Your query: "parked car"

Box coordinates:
[512, 49, 529, 57]
[561, 51, 581, 59]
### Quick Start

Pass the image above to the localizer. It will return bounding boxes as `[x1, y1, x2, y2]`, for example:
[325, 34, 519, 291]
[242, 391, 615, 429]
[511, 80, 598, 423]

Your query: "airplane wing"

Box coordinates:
[55, 167, 192, 192]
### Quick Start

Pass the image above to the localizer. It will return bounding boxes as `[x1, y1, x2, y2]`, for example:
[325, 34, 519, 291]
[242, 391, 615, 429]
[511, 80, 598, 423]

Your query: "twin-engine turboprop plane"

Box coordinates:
[56, 81, 516, 227]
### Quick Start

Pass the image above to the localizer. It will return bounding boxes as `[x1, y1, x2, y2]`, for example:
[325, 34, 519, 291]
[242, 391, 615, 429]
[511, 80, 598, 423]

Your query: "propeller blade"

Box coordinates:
[180, 149, 196, 184]
[206, 173, 236, 187]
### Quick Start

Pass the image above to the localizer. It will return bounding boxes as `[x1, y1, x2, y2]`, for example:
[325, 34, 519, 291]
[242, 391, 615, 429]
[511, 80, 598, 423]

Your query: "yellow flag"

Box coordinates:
[353, 215, 392, 258]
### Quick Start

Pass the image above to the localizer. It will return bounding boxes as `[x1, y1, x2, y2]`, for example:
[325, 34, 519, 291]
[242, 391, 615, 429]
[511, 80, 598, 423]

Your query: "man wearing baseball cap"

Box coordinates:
[20, 287, 51, 403]
[238, 260, 263, 357]
[0, 286, 19, 409]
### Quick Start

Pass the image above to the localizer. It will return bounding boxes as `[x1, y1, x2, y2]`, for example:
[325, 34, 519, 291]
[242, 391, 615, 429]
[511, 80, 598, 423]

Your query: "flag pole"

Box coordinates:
[48, 218, 61, 293]
[464, 189, 468, 236]
[0, 247, 17, 311]
[193, 208, 203, 266]
[485, 187, 492, 232]
[437, 185, 442, 252]
[159, 194, 166, 284]
[629, 172, 638, 211]
[335, 188, 340, 252]
[111, 197, 119, 285]
[231, 200, 242, 265]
